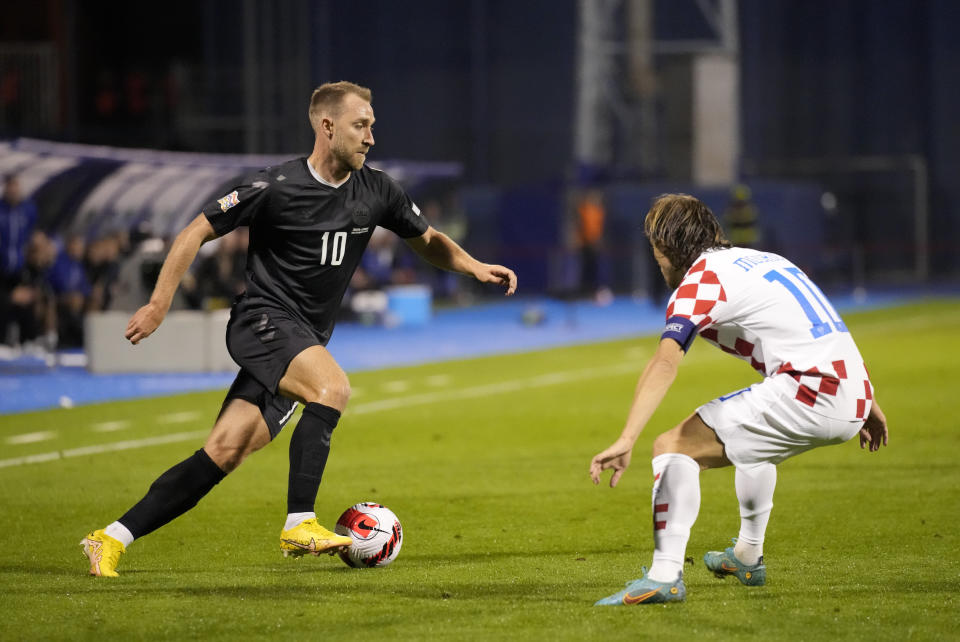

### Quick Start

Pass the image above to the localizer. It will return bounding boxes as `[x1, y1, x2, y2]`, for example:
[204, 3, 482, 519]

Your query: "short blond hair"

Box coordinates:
[308, 81, 373, 133]
[644, 193, 731, 273]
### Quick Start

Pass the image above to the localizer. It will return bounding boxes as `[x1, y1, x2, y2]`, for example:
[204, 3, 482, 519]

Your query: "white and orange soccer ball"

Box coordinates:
[334, 502, 403, 568]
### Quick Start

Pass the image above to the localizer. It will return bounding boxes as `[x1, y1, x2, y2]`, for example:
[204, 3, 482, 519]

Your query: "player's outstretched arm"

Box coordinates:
[404, 226, 517, 295]
[859, 398, 889, 452]
[589, 338, 684, 487]
[125, 214, 217, 345]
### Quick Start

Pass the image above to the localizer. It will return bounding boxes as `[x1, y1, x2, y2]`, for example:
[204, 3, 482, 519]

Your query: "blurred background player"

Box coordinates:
[575, 187, 611, 304]
[80, 81, 517, 577]
[722, 184, 762, 249]
[589, 193, 888, 605]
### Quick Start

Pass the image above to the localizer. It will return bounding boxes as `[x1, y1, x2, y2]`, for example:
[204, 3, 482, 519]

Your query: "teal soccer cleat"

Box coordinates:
[703, 539, 766, 586]
[594, 568, 686, 606]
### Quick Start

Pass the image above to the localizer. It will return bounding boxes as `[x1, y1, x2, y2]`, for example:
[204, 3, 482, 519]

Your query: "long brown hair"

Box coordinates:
[644, 193, 731, 273]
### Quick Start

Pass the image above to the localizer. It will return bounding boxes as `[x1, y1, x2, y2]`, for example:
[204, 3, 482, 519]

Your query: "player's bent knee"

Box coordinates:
[651, 425, 716, 467]
[300, 374, 351, 409]
[651, 433, 673, 458]
[204, 410, 270, 473]
[203, 440, 244, 473]
[205, 434, 267, 473]
[652, 429, 729, 470]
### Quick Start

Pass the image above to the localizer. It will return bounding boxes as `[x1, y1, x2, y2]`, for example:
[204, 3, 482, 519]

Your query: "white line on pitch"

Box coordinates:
[91, 420, 131, 432]
[382, 380, 410, 393]
[348, 361, 638, 416]
[5, 431, 57, 445]
[0, 430, 209, 469]
[0, 361, 641, 469]
[156, 411, 202, 424]
[624, 346, 648, 359]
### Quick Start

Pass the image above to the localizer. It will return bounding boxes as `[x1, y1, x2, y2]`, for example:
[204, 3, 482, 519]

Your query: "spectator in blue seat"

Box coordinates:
[191, 227, 249, 309]
[0, 174, 37, 279]
[1, 230, 56, 348]
[49, 234, 92, 348]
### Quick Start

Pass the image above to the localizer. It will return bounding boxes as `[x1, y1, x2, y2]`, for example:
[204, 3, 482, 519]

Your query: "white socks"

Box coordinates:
[647, 453, 701, 582]
[733, 463, 777, 565]
[105, 521, 134, 548]
[284, 511, 315, 531]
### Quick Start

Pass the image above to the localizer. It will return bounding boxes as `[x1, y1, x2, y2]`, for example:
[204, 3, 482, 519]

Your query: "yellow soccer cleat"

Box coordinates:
[280, 518, 352, 558]
[80, 529, 126, 577]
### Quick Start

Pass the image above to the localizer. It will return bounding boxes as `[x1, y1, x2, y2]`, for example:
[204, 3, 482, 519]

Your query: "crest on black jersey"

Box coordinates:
[352, 206, 371, 227]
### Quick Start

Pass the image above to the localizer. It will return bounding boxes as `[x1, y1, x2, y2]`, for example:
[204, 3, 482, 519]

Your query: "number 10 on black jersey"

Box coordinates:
[321, 231, 347, 266]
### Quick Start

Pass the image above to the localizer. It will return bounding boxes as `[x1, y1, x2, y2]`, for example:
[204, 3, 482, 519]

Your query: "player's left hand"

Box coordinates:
[859, 400, 889, 452]
[474, 263, 517, 296]
[589, 436, 634, 488]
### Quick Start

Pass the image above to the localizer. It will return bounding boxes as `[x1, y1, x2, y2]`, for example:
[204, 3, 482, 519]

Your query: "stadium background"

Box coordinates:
[3, 0, 958, 408]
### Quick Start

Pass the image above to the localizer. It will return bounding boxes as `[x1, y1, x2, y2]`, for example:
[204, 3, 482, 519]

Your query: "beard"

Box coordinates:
[332, 139, 366, 171]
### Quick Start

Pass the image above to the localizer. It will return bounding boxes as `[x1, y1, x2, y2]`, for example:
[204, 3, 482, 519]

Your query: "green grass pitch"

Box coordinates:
[0, 299, 958, 640]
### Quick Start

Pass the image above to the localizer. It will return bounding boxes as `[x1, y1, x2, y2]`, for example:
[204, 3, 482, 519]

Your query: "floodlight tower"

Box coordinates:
[574, 0, 740, 184]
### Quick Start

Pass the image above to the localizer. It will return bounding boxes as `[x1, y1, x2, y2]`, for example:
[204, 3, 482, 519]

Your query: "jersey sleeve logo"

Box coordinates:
[665, 260, 727, 324]
[217, 190, 240, 212]
[661, 316, 698, 352]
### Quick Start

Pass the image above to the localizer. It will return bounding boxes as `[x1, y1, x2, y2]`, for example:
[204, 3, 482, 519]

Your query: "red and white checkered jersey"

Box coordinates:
[661, 247, 872, 421]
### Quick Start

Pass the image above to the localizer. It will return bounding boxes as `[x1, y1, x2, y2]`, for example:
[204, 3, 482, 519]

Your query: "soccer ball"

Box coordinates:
[334, 502, 403, 567]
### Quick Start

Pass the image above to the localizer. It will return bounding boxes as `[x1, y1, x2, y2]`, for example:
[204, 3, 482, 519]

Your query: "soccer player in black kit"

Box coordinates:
[81, 81, 517, 577]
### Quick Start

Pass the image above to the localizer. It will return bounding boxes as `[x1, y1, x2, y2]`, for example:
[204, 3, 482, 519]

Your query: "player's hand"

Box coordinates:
[125, 301, 167, 345]
[859, 401, 889, 452]
[589, 436, 634, 488]
[474, 263, 517, 296]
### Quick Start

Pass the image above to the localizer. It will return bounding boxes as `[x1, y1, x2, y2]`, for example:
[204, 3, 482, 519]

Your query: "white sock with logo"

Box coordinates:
[284, 512, 316, 531]
[104, 521, 134, 548]
[647, 453, 701, 583]
[733, 463, 777, 566]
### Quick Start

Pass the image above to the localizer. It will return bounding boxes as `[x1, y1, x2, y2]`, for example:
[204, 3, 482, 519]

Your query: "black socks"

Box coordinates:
[118, 448, 226, 538]
[286, 402, 341, 513]
[116, 402, 341, 537]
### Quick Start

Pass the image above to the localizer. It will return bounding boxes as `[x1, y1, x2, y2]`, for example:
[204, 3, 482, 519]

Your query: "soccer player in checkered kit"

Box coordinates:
[80, 81, 517, 577]
[590, 193, 888, 605]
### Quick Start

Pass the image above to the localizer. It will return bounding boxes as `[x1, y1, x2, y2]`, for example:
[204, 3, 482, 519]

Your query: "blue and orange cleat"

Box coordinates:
[594, 568, 686, 606]
[703, 539, 766, 586]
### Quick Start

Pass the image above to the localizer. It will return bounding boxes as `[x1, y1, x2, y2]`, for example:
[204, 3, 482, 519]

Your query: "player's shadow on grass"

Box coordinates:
[132, 581, 601, 603]
[0, 564, 160, 578]
[400, 547, 628, 564]
[0, 564, 80, 578]
[221, 547, 621, 574]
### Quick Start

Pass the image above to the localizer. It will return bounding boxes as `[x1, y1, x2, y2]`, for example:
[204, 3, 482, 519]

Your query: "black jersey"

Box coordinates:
[201, 158, 428, 342]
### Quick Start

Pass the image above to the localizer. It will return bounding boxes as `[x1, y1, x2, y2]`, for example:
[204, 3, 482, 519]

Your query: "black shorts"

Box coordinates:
[221, 297, 322, 438]
[219, 370, 298, 439]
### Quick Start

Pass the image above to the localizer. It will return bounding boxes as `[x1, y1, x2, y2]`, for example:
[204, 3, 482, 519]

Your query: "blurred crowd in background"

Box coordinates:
[1, 162, 769, 353]
[4, 1, 955, 355]
[0, 172, 486, 352]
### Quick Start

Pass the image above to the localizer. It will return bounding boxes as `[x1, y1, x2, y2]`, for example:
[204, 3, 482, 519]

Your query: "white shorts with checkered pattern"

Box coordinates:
[697, 374, 864, 470]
